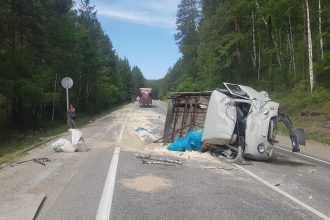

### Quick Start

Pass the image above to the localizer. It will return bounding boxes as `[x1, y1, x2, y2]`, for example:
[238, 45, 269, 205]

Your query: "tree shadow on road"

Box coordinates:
[267, 153, 316, 167]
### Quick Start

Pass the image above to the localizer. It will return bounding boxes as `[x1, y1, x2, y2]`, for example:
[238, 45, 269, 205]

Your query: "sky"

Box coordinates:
[89, 0, 181, 80]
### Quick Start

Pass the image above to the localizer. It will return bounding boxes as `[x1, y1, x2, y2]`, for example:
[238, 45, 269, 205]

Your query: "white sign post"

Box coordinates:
[61, 77, 73, 125]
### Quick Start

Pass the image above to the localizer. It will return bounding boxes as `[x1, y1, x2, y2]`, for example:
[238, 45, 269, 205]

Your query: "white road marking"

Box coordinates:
[96, 107, 129, 220]
[106, 123, 115, 133]
[235, 164, 330, 220]
[118, 120, 125, 143]
[95, 146, 120, 220]
[129, 102, 136, 112]
[97, 100, 155, 219]
[274, 145, 330, 165]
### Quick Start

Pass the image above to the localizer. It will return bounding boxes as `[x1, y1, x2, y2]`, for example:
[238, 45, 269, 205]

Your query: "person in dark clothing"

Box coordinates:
[68, 104, 77, 128]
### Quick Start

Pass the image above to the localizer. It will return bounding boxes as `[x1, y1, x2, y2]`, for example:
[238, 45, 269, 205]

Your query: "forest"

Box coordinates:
[160, 0, 329, 95]
[155, 0, 330, 143]
[0, 0, 146, 133]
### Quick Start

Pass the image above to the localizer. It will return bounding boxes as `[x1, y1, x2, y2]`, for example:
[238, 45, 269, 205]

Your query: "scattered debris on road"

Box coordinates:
[51, 129, 88, 152]
[10, 157, 51, 167]
[120, 175, 171, 192]
[0, 194, 46, 220]
[70, 129, 88, 152]
[135, 126, 159, 144]
[135, 127, 154, 134]
[167, 130, 202, 152]
[135, 153, 183, 166]
[202, 165, 235, 171]
[309, 169, 316, 174]
[142, 160, 175, 166]
[52, 138, 76, 152]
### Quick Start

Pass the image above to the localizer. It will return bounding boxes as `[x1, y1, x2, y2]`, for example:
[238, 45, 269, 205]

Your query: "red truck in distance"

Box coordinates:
[138, 88, 153, 107]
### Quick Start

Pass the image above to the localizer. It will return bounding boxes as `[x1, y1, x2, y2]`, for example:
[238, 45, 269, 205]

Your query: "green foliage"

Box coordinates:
[152, 0, 330, 144]
[273, 83, 330, 145]
[0, 0, 144, 131]
[161, 0, 330, 94]
[274, 83, 330, 114]
[0, 94, 8, 126]
[89, 82, 119, 113]
[175, 0, 200, 78]
[132, 66, 146, 95]
[177, 77, 202, 91]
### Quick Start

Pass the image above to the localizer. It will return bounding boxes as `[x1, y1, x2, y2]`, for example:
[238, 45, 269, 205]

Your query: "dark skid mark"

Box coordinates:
[268, 153, 316, 167]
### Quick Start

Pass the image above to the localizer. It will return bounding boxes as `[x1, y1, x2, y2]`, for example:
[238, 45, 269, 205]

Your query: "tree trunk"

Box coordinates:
[288, 14, 296, 76]
[318, 0, 324, 62]
[51, 73, 57, 121]
[252, 11, 257, 76]
[267, 16, 274, 91]
[286, 32, 293, 75]
[255, 0, 282, 69]
[235, 17, 241, 82]
[258, 41, 261, 80]
[305, 0, 314, 92]
[303, 3, 307, 85]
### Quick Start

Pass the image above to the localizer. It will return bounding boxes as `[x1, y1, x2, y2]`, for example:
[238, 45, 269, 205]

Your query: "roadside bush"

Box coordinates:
[0, 94, 9, 128]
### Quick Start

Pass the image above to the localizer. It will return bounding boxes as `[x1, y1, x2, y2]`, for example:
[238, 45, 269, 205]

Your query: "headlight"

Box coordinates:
[258, 144, 265, 153]
[262, 109, 269, 115]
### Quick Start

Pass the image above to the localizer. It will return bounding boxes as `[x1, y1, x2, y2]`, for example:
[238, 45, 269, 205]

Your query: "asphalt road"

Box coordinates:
[28, 101, 330, 220]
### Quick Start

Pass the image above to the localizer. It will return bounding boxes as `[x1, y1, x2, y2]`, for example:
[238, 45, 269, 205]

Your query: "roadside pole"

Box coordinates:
[66, 87, 69, 126]
[61, 77, 73, 126]
[66, 87, 69, 115]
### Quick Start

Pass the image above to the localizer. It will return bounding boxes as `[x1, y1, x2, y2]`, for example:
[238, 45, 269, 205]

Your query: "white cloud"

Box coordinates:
[94, 0, 180, 30]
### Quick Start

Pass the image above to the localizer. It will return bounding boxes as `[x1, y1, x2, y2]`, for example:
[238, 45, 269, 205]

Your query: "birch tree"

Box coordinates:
[163, 0, 330, 93]
[318, 0, 324, 62]
[255, 0, 282, 69]
[288, 13, 296, 76]
[252, 11, 258, 77]
[305, 0, 314, 92]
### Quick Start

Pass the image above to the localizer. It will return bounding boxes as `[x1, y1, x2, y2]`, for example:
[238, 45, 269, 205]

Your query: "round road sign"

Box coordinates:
[61, 77, 73, 89]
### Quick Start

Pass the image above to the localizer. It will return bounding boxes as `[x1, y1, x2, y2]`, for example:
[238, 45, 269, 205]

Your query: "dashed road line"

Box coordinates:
[117, 121, 126, 143]
[235, 164, 330, 220]
[95, 146, 120, 220]
[96, 105, 131, 220]
[274, 145, 330, 165]
[129, 102, 136, 112]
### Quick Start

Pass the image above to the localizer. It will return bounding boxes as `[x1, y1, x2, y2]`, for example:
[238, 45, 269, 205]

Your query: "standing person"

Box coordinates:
[68, 104, 77, 128]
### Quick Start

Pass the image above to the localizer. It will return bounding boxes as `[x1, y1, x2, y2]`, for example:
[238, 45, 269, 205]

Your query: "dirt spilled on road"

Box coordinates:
[87, 141, 115, 149]
[120, 175, 171, 192]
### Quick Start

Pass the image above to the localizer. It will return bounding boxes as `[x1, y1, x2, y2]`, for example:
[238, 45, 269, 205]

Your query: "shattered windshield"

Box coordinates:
[224, 83, 248, 99]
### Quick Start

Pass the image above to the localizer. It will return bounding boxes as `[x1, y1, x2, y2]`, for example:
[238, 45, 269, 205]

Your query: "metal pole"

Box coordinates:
[66, 87, 69, 126]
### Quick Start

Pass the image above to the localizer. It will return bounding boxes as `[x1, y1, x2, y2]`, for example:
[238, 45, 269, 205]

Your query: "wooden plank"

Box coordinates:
[0, 194, 46, 220]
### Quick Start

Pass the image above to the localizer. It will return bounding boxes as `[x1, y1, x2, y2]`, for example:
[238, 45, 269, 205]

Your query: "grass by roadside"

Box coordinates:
[0, 104, 125, 166]
[272, 84, 330, 146]
[0, 125, 67, 166]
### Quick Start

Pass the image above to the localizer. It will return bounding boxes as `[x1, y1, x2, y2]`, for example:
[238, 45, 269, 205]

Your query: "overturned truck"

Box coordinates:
[162, 83, 305, 161]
